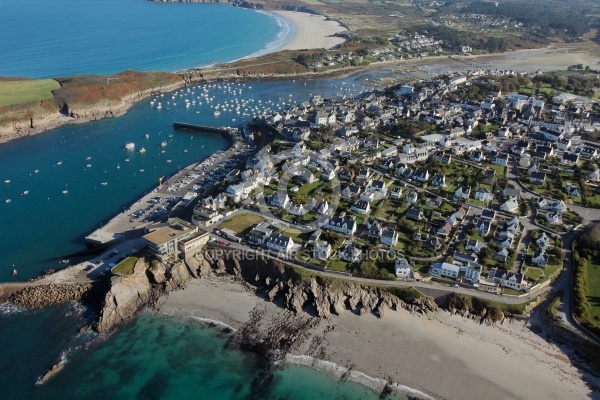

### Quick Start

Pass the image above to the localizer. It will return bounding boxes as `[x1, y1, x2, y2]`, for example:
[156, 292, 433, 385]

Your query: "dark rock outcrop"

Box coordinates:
[94, 257, 198, 333]
[202, 250, 438, 318]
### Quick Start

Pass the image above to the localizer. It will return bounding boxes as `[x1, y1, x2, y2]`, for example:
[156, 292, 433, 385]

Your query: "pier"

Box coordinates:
[173, 121, 237, 146]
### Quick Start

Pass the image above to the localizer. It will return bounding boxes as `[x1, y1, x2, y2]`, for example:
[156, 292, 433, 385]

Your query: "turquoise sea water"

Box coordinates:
[0, 0, 290, 78]
[0, 310, 399, 400]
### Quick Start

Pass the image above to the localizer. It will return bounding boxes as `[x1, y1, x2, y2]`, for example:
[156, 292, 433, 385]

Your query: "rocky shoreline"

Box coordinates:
[5, 247, 600, 399]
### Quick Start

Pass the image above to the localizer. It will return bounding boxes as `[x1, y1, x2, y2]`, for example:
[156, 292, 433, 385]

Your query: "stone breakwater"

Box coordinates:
[7, 283, 93, 309]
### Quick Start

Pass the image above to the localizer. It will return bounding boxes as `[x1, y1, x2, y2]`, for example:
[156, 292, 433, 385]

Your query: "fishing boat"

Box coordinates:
[125, 142, 135, 150]
[139, 147, 146, 154]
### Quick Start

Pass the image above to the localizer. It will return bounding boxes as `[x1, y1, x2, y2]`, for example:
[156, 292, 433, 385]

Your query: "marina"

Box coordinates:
[85, 134, 254, 248]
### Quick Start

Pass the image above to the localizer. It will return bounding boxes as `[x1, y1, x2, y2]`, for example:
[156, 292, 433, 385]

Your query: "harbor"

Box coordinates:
[85, 130, 253, 248]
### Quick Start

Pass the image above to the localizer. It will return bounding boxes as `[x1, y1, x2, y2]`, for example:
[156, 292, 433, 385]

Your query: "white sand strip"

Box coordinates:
[272, 11, 347, 51]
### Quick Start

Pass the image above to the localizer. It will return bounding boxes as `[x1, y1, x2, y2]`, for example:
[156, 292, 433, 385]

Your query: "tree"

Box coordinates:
[519, 201, 529, 216]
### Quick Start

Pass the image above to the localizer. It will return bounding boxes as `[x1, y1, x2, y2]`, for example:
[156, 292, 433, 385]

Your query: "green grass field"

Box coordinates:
[586, 262, 600, 328]
[111, 257, 138, 275]
[0, 79, 60, 107]
[221, 213, 265, 234]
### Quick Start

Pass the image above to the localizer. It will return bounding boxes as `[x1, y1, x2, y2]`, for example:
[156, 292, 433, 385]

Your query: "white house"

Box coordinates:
[351, 200, 371, 214]
[475, 188, 493, 202]
[395, 258, 413, 279]
[488, 268, 524, 291]
[269, 193, 291, 209]
[500, 197, 519, 213]
[493, 154, 508, 166]
[322, 215, 357, 236]
[429, 262, 460, 279]
[380, 229, 399, 247]
[266, 233, 294, 253]
[455, 186, 471, 200]
[536, 233, 551, 249]
[313, 240, 332, 260]
[406, 192, 418, 205]
[532, 250, 549, 267]
[545, 212, 562, 225]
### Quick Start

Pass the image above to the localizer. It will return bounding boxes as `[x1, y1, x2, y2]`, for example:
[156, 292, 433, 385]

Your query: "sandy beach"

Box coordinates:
[159, 275, 599, 400]
[273, 11, 347, 51]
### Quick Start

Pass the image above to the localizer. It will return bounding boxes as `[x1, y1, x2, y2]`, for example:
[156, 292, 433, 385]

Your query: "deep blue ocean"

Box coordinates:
[0, 2, 417, 398]
[0, 0, 291, 78]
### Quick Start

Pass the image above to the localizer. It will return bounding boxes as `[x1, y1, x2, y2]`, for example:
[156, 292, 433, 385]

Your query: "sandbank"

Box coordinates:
[159, 275, 599, 400]
[272, 11, 347, 51]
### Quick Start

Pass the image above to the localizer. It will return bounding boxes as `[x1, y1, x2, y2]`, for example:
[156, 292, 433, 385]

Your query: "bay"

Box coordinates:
[0, 0, 290, 78]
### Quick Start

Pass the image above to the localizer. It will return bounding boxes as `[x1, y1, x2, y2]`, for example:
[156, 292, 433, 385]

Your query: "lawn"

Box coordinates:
[0, 79, 60, 106]
[525, 266, 544, 282]
[112, 256, 138, 275]
[586, 261, 600, 329]
[221, 213, 265, 234]
[297, 180, 325, 197]
[488, 163, 506, 176]
[328, 258, 349, 272]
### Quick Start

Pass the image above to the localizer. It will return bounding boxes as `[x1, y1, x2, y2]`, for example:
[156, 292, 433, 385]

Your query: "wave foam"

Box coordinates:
[285, 354, 435, 400]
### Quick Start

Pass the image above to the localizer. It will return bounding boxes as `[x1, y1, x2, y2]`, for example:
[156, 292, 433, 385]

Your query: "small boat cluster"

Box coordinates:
[148, 82, 298, 123]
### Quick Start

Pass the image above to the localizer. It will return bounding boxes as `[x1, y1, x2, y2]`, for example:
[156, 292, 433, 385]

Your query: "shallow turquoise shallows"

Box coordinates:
[0, 309, 402, 400]
[0, 0, 291, 78]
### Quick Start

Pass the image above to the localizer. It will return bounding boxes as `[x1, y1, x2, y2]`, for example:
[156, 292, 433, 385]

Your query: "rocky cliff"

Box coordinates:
[94, 257, 198, 333]
[203, 250, 438, 318]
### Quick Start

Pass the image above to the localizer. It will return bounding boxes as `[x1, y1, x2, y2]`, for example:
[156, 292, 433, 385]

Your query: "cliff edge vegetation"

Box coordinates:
[0, 70, 184, 143]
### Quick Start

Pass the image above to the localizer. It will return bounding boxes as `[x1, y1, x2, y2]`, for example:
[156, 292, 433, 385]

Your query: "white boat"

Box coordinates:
[139, 147, 146, 154]
[145, 133, 149, 139]
[86, 164, 92, 168]
[86, 156, 92, 160]
[161, 141, 167, 147]
[23, 190, 29, 195]
[57, 161, 62, 165]
[116, 165, 121, 169]
[125, 142, 135, 150]
[139, 169, 145, 173]
[166, 160, 172, 163]
[3, 179, 9, 184]
[62, 190, 68, 194]
[12, 268, 17, 276]
[5, 199, 11, 203]
[101, 182, 108, 186]
[34, 169, 39, 174]
[125, 158, 130, 162]
[214, 111, 221, 116]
